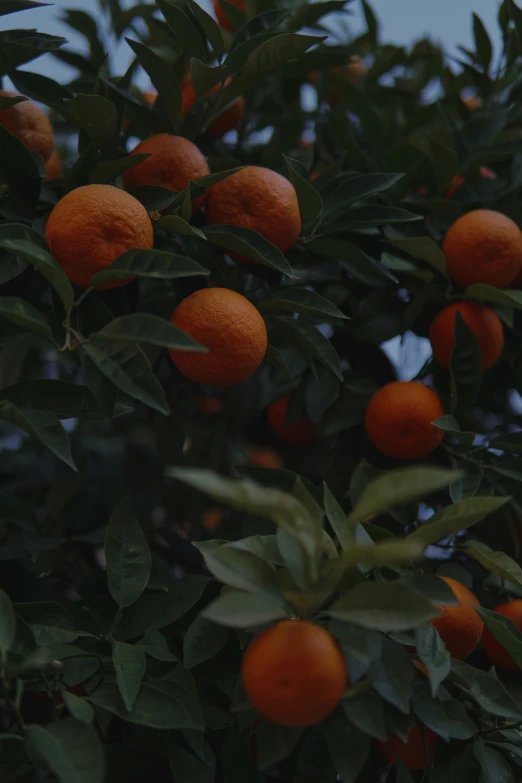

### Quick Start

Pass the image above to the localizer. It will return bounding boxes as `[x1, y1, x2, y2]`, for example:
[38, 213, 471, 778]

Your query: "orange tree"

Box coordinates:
[4, 0, 522, 781]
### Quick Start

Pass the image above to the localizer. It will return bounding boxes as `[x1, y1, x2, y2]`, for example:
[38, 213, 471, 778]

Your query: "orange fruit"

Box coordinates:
[241, 619, 347, 727]
[201, 508, 223, 531]
[445, 166, 497, 199]
[246, 446, 283, 469]
[376, 725, 437, 770]
[182, 74, 245, 138]
[431, 576, 484, 660]
[308, 58, 367, 105]
[442, 209, 522, 289]
[462, 94, 481, 110]
[429, 301, 504, 371]
[482, 600, 522, 670]
[364, 381, 444, 460]
[200, 396, 222, 414]
[206, 166, 301, 261]
[45, 184, 153, 290]
[168, 287, 267, 386]
[123, 134, 210, 210]
[0, 90, 53, 162]
[213, 0, 245, 31]
[267, 395, 314, 445]
[44, 149, 62, 181]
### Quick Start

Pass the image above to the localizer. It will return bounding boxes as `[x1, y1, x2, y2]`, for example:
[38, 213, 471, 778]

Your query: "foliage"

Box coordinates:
[2, 0, 522, 781]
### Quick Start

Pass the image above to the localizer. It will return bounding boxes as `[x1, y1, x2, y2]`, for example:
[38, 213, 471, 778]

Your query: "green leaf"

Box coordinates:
[0, 0, 48, 16]
[414, 624, 451, 696]
[387, 235, 447, 275]
[327, 581, 439, 632]
[466, 283, 522, 310]
[323, 173, 404, 216]
[155, 214, 207, 239]
[260, 288, 347, 319]
[91, 313, 207, 351]
[273, 316, 342, 380]
[0, 402, 75, 469]
[373, 638, 413, 713]
[362, 0, 378, 45]
[451, 660, 522, 719]
[199, 546, 280, 595]
[349, 467, 454, 524]
[61, 691, 95, 724]
[0, 296, 51, 338]
[89, 154, 151, 185]
[15, 602, 77, 645]
[202, 589, 289, 628]
[342, 691, 387, 740]
[324, 712, 371, 783]
[472, 13, 493, 72]
[332, 206, 421, 230]
[0, 589, 15, 654]
[80, 342, 169, 415]
[0, 230, 74, 312]
[0, 380, 120, 421]
[432, 414, 475, 449]
[409, 497, 509, 546]
[187, 0, 224, 60]
[90, 248, 209, 287]
[283, 155, 322, 224]
[451, 312, 482, 418]
[88, 671, 203, 730]
[324, 483, 354, 550]
[156, 0, 207, 64]
[490, 433, 522, 453]
[123, 575, 209, 640]
[105, 496, 152, 609]
[183, 617, 229, 669]
[112, 641, 146, 711]
[65, 94, 117, 149]
[203, 225, 295, 276]
[476, 607, 522, 670]
[309, 238, 397, 287]
[25, 719, 104, 783]
[125, 38, 182, 128]
[138, 629, 178, 662]
[450, 464, 483, 502]
[243, 33, 325, 79]
[290, 1, 352, 29]
[467, 541, 522, 590]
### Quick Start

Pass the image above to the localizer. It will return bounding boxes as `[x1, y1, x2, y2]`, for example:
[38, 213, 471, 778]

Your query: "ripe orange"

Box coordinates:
[206, 166, 301, 261]
[445, 166, 497, 199]
[123, 134, 210, 210]
[429, 301, 504, 371]
[201, 508, 223, 531]
[168, 288, 267, 386]
[213, 0, 245, 31]
[442, 209, 522, 289]
[376, 726, 437, 770]
[462, 94, 481, 110]
[364, 381, 444, 460]
[267, 395, 314, 445]
[431, 576, 484, 660]
[44, 149, 62, 181]
[241, 619, 347, 727]
[0, 90, 53, 162]
[246, 446, 283, 469]
[482, 600, 522, 670]
[45, 184, 153, 289]
[182, 74, 245, 138]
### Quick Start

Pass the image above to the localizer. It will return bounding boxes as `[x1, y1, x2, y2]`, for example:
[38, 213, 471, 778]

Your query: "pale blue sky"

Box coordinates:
[4, 0, 504, 84]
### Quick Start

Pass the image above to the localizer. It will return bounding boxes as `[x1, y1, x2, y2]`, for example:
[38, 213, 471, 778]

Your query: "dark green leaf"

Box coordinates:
[373, 638, 413, 713]
[203, 225, 295, 276]
[259, 288, 347, 319]
[323, 173, 404, 215]
[472, 13, 493, 71]
[409, 497, 509, 546]
[0, 589, 15, 654]
[200, 546, 280, 594]
[65, 95, 117, 150]
[61, 691, 95, 724]
[467, 541, 522, 590]
[476, 607, 522, 670]
[324, 483, 354, 550]
[112, 641, 146, 711]
[156, 0, 207, 64]
[283, 155, 322, 224]
[243, 33, 325, 79]
[105, 496, 151, 609]
[309, 238, 397, 286]
[474, 739, 515, 783]
[202, 589, 289, 628]
[273, 316, 342, 380]
[15, 602, 77, 645]
[221, 724, 263, 783]
[331, 206, 421, 230]
[187, 0, 224, 60]
[451, 312, 482, 418]
[451, 660, 522, 719]
[466, 283, 522, 310]
[125, 38, 182, 128]
[80, 342, 170, 415]
[342, 691, 387, 740]
[25, 719, 104, 783]
[328, 582, 439, 632]
[414, 624, 451, 696]
[91, 313, 207, 351]
[90, 248, 209, 287]
[0, 402, 75, 469]
[325, 711, 371, 783]
[183, 617, 229, 669]
[0, 0, 49, 16]
[89, 154, 151, 185]
[0, 296, 51, 338]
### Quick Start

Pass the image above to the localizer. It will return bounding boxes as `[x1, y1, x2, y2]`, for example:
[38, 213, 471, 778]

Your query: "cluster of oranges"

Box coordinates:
[240, 577, 522, 771]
